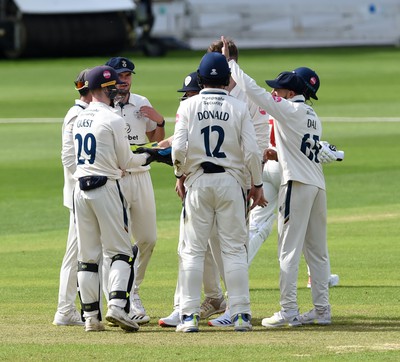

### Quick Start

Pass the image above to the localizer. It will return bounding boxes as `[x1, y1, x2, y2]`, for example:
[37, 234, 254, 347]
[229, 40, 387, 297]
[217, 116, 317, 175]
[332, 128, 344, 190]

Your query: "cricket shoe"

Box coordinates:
[84, 316, 105, 332]
[127, 311, 150, 325]
[233, 313, 252, 332]
[200, 296, 226, 319]
[53, 309, 84, 326]
[299, 306, 331, 325]
[130, 293, 150, 324]
[158, 310, 180, 327]
[106, 305, 140, 332]
[208, 310, 233, 327]
[307, 274, 340, 288]
[176, 313, 199, 333]
[329, 274, 340, 287]
[261, 310, 302, 328]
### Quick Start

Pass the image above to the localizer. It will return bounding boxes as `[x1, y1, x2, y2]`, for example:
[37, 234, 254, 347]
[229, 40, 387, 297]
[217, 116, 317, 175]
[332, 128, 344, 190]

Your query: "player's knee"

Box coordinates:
[109, 254, 134, 310]
[77, 261, 101, 316]
[136, 237, 157, 250]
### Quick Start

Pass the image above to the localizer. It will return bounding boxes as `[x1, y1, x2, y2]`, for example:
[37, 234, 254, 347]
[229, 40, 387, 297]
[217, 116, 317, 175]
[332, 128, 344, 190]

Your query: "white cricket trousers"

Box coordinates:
[172, 219, 225, 310]
[74, 180, 133, 315]
[56, 209, 78, 314]
[179, 173, 250, 319]
[119, 171, 157, 294]
[278, 181, 330, 312]
[198, 160, 282, 303]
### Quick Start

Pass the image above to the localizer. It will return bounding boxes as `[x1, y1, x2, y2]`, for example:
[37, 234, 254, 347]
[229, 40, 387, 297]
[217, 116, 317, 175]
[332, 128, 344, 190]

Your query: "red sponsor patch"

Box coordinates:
[259, 107, 267, 115]
[103, 70, 111, 79]
[310, 77, 317, 85]
[273, 95, 282, 102]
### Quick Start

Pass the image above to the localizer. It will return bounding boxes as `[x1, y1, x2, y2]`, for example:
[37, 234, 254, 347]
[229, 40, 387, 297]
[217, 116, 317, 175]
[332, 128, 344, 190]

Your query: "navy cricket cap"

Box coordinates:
[105, 57, 136, 74]
[177, 72, 201, 93]
[265, 71, 304, 94]
[86, 65, 124, 90]
[198, 52, 231, 84]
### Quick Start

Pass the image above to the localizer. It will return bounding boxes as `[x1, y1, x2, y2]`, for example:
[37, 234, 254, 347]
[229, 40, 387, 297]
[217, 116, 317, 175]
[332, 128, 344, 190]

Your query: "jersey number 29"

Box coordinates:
[75, 133, 97, 164]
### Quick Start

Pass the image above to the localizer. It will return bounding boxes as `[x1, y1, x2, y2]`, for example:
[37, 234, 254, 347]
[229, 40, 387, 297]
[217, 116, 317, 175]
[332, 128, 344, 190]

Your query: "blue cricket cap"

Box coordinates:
[105, 57, 136, 74]
[178, 72, 201, 92]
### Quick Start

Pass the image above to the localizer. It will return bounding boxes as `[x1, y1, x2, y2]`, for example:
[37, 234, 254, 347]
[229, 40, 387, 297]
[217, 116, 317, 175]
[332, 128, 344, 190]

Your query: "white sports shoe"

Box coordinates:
[208, 310, 233, 327]
[329, 274, 340, 287]
[233, 313, 252, 332]
[199, 296, 226, 319]
[106, 305, 140, 332]
[127, 311, 150, 325]
[85, 316, 105, 332]
[262, 310, 302, 328]
[176, 313, 199, 333]
[158, 310, 180, 327]
[129, 293, 150, 324]
[299, 306, 331, 325]
[131, 293, 146, 315]
[53, 309, 84, 326]
[307, 274, 340, 288]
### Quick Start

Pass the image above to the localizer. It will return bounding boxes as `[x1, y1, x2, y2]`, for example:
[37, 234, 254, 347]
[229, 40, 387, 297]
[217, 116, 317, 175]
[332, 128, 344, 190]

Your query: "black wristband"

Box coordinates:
[254, 184, 263, 188]
[157, 119, 165, 127]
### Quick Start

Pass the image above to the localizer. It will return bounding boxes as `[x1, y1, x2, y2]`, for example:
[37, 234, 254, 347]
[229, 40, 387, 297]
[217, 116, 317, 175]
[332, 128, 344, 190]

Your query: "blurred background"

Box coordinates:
[1, 0, 399, 59]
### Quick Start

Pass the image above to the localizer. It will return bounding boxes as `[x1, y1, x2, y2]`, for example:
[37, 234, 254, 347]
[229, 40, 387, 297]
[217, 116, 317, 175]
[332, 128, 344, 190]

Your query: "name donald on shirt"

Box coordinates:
[197, 111, 229, 121]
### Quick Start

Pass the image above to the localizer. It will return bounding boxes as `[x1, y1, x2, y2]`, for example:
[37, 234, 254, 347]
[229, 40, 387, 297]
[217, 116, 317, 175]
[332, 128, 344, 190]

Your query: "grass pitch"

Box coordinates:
[0, 47, 400, 361]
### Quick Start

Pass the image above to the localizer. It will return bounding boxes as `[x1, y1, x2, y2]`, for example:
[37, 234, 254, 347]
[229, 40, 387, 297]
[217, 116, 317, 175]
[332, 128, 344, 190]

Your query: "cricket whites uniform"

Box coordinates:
[203, 85, 269, 297]
[114, 93, 157, 295]
[229, 60, 330, 314]
[172, 88, 263, 320]
[73, 101, 147, 317]
[56, 100, 88, 317]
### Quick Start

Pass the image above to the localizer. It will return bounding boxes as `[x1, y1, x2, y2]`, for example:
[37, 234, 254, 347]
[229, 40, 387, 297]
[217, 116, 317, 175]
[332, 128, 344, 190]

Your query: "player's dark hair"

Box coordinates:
[207, 38, 239, 62]
[78, 88, 90, 97]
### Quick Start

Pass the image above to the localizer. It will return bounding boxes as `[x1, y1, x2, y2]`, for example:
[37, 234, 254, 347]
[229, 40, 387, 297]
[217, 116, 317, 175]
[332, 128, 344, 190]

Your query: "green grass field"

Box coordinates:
[0, 47, 400, 361]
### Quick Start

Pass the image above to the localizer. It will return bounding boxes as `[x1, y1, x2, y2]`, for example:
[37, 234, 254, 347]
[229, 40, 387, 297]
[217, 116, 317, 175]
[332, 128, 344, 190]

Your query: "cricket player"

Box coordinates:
[53, 69, 92, 326]
[172, 52, 266, 332]
[104, 56, 165, 324]
[73, 65, 150, 332]
[202, 38, 271, 323]
[221, 36, 334, 327]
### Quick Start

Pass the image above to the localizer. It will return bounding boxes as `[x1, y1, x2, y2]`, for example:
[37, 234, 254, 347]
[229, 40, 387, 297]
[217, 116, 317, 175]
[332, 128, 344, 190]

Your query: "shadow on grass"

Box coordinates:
[128, 315, 400, 334]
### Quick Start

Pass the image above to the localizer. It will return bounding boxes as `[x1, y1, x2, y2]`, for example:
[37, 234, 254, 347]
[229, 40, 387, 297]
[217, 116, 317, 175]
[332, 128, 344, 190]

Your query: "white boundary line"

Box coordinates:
[0, 117, 399, 124]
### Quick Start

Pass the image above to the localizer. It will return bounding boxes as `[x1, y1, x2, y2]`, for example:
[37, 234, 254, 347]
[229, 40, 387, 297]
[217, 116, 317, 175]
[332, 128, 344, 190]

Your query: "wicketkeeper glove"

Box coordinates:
[318, 141, 345, 163]
[134, 146, 173, 166]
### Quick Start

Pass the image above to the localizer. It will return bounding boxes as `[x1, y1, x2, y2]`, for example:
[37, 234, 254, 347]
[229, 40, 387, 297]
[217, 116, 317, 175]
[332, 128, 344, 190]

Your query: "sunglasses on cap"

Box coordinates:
[75, 81, 88, 91]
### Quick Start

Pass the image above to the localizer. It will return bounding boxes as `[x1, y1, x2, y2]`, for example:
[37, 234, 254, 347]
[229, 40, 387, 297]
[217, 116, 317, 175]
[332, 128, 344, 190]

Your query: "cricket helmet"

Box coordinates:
[265, 71, 304, 94]
[292, 67, 320, 100]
